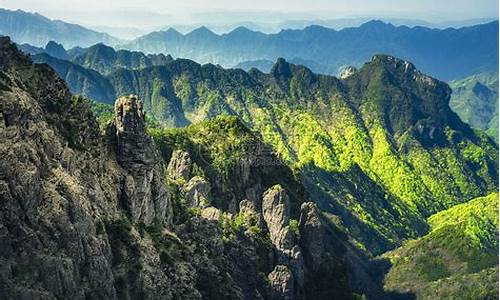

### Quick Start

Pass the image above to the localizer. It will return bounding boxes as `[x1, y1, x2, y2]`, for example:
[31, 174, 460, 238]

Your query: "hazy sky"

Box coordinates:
[0, 0, 498, 30]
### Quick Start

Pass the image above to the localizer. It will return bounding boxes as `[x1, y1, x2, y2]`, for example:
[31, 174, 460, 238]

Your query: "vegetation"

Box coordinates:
[449, 72, 499, 143]
[383, 193, 499, 299]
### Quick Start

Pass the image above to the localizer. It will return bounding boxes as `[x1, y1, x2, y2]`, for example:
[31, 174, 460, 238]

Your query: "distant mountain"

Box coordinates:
[32, 53, 116, 103]
[0, 8, 121, 48]
[234, 58, 337, 74]
[233, 59, 275, 72]
[73, 43, 174, 75]
[123, 20, 499, 80]
[18, 40, 86, 60]
[28, 43, 175, 103]
[449, 72, 499, 142]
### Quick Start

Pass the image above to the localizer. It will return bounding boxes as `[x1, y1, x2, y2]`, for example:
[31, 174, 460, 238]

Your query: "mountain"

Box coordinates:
[234, 59, 275, 72]
[0, 36, 381, 300]
[449, 72, 499, 142]
[73, 53, 497, 256]
[234, 57, 337, 75]
[26, 44, 175, 103]
[383, 193, 499, 299]
[0, 8, 120, 48]
[73, 43, 174, 75]
[1, 33, 498, 299]
[122, 20, 499, 80]
[31, 53, 116, 103]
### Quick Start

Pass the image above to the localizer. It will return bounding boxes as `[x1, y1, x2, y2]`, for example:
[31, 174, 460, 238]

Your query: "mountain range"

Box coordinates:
[0, 6, 498, 300]
[122, 20, 499, 81]
[1, 33, 497, 299]
[0, 8, 121, 48]
[26, 41, 500, 142]
[1, 8, 497, 81]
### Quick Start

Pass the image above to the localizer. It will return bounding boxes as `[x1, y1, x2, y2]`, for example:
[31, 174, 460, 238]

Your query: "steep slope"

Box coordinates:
[73, 43, 174, 75]
[449, 72, 499, 142]
[32, 53, 116, 103]
[0, 37, 373, 300]
[97, 55, 498, 255]
[383, 193, 499, 299]
[0, 8, 120, 48]
[123, 20, 499, 80]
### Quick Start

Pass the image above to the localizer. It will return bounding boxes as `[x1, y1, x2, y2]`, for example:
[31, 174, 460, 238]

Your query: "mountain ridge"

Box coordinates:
[0, 8, 121, 48]
[121, 20, 499, 80]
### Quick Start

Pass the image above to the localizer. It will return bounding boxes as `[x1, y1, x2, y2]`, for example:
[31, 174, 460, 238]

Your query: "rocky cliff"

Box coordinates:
[0, 36, 374, 299]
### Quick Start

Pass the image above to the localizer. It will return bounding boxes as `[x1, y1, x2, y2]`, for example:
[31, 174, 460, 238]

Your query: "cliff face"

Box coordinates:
[0, 37, 365, 300]
[0, 36, 173, 299]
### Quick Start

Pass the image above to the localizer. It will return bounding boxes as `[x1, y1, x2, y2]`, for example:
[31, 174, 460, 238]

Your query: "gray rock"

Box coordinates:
[268, 265, 294, 300]
[340, 66, 357, 79]
[167, 150, 192, 181]
[183, 176, 211, 208]
[111, 95, 172, 226]
[298, 202, 325, 272]
[262, 185, 295, 250]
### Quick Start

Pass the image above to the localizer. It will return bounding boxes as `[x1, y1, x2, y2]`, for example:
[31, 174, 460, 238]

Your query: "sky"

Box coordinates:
[0, 0, 498, 31]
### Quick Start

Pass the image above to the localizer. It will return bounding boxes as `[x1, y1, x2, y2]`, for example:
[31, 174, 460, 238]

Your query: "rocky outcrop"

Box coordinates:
[268, 265, 294, 300]
[298, 202, 326, 272]
[262, 184, 295, 250]
[167, 150, 192, 181]
[183, 176, 211, 208]
[110, 95, 172, 226]
[262, 185, 305, 298]
[340, 66, 357, 79]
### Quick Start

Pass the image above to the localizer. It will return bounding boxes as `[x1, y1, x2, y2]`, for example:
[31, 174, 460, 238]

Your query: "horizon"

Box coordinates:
[0, 0, 498, 37]
[0, 6, 498, 40]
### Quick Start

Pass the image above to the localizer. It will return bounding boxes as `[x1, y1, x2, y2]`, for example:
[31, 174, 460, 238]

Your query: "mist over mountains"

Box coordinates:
[0, 8, 121, 48]
[1, 8, 498, 81]
[122, 20, 499, 81]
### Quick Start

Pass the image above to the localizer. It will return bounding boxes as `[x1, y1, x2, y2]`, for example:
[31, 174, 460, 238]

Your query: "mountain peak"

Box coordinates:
[360, 19, 393, 28]
[369, 54, 417, 73]
[44, 40, 68, 60]
[165, 27, 182, 36]
[188, 26, 216, 37]
[271, 57, 292, 79]
[229, 26, 256, 36]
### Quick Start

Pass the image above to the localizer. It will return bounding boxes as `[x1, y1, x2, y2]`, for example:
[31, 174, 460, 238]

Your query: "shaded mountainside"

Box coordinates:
[122, 20, 499, 80]
[26, 43, 175, 104]
[449, 72, 499, 142]
[73, 43, 174, 75]
[0, 8, 120, 48]
[31, 53, 116, 104]
[0, 36, 393, 300]
[383, 193, 499, 299]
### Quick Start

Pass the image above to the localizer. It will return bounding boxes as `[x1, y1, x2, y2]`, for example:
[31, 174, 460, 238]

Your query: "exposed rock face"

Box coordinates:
[262, 185, 305, 298]
[110, 95, 172, 226]
[183, 176, 211, 208]
[167, 150, 192, 181]
[268, 265, 294, 300]
[201, 206, 222, 220]
[340, 66, 357, 79]
[262, 184, 295, 250]
[298, 202, 326, 272]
